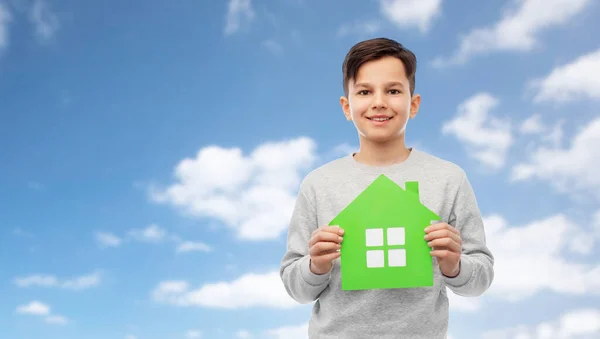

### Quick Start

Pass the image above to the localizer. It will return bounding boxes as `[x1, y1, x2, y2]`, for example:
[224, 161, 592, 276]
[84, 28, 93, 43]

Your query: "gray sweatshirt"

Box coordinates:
[279, 149, 494, 339]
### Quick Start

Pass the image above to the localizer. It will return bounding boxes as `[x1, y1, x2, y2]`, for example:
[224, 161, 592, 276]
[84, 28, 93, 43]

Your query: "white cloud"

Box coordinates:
[594, 210, 600, 238]
[152, 271, 298, 309]
[224, 0, 254, 35]
[27, 181, 44, 190]
[261, 39, 283, 55]
[267, 323, 309, 339]
[61, 272, 101, 290]
[238, 322, 310, 339]
[45, 315, 68, 325]
[519, 114, 565, 148]
[14, 275, 57, 287]
[13, 227, 35, 238]
[95, 231, 122, 247]
[482, 308, 600, 339]
[14, 272, 101, 290]
[511, 117, 600, 200]
[186, 330, 202, 338]
[125, 335, 137, 339]
[448, 210, 600, 312]
[379, 0, 443, 33]
[29, 0, 58, 42]
[0, 3, 10, 51]
[176, 241, 212, 253]
[16, 301, 50, 315]
[337, 20, 382, 38]
[331, 143, 357, 156]
[520, 113, 545, 134]
[442, 93, 512, 169]
[318, 142, 358, 164]
[447, 291, 482, 312]
[100, 224, 213, 254]
[433, 0, 592, 67]
[482, 213, 600, 302]
[15, 301, 69, 325]
[529, 48, 600, 103]
[128, 224, 167, 243]
[150, 137, 317, 241]
[236, 330, 252, 338]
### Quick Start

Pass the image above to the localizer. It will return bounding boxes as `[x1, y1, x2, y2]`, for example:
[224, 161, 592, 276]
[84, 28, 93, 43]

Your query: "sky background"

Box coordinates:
[1, 0, 600, 338]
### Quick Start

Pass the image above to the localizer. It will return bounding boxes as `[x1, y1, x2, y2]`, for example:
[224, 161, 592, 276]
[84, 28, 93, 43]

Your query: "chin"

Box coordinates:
[361, 132, 403, 144]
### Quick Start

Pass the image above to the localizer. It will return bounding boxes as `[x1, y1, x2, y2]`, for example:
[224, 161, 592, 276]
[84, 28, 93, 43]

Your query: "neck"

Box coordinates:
[353, 136, 411, 167]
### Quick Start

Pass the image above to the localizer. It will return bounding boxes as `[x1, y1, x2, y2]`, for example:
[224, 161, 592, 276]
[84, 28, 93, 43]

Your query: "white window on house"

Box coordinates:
[365, 227, 406, 268]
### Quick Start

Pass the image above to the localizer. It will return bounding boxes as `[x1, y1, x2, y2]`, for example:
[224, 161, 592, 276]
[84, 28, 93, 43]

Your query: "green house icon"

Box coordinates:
[329, 174, 441, 291]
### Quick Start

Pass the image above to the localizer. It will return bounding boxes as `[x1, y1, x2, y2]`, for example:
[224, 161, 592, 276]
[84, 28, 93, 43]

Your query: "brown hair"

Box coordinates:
[342, 37, 417, 97]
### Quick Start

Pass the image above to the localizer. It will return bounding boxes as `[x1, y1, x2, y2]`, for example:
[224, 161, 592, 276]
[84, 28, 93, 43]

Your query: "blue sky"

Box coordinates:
[2, 0, 600, 338]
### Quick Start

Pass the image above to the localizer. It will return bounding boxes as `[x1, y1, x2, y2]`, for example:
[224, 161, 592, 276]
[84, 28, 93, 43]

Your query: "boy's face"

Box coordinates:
[340, 56, 420, 145]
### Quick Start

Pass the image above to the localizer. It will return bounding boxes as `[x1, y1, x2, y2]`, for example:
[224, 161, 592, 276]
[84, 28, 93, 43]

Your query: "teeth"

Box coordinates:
[370, 117, 390, 121]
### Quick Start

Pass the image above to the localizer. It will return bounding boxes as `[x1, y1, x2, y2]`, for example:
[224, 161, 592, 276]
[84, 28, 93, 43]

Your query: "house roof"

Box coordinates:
[330, 174, 439, 227]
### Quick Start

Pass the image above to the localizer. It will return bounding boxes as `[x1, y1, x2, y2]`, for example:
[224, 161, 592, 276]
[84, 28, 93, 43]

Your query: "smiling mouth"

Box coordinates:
[367, 116, 393, 121]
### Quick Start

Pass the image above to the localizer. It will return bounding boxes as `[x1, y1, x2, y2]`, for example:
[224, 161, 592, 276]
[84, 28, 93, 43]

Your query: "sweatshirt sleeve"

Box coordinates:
[279, 182, 331, 304]
[443, 172, 495, 297]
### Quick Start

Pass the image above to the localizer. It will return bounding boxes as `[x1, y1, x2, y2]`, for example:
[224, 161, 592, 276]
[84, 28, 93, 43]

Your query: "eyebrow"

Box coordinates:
[354, 81, 405, 88]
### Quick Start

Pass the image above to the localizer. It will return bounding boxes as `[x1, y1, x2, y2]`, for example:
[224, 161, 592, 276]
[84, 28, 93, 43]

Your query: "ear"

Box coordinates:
[340, 96, 352, 121]
[409, 93, 421, 119]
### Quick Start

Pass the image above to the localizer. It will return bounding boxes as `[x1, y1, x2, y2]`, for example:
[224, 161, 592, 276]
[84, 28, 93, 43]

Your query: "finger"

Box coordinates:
[311, 225, 344, 238]
[322, 225, 345, 235]
[311, 226, 325, 237]
[430, 249, 460, 260]
[317, 231, 344, 243]
[311, 225, 328, 237]
[309, 232, 343, 247]
[309, 242, 341, 256]
[308, 233, 343, 247]
[312, 251, 341, 265]
[427, 238, 461, 253]
[426, 222, 459, 235]
[311, 241, 341, 253]
[425, 229, 461, 244]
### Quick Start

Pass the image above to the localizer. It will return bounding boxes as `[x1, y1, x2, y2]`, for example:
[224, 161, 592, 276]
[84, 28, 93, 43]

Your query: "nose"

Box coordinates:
[371, 91, 387, 110]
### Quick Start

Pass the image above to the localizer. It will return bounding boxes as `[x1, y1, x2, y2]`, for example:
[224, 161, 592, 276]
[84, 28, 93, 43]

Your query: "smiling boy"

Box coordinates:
[280, 37, 494, 338]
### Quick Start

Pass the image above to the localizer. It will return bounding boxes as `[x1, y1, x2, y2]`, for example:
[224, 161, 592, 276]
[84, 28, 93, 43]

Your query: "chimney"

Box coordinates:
[405, 181, 419, 201]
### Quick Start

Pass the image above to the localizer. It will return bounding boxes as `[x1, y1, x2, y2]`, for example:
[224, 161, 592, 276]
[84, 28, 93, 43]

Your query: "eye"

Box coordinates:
[389, 89, 401, 94]
[357, 90, 370, 95]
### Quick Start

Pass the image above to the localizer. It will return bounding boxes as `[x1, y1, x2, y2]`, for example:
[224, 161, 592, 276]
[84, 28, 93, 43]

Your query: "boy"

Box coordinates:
[279, 37, 494, 338]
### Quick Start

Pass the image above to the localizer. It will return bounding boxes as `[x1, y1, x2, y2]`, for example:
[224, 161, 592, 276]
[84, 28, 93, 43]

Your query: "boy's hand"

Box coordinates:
[425, 222, 462, 277]
[308, 225, 344, 275]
